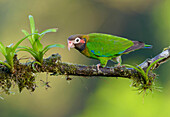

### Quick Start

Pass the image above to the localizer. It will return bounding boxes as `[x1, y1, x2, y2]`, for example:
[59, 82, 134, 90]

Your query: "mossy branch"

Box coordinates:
[29, 47, 170, 77]
[0, 47, 169, 94]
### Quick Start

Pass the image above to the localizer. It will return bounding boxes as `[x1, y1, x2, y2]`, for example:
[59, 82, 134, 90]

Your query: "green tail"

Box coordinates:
[144, 44, 152, 48]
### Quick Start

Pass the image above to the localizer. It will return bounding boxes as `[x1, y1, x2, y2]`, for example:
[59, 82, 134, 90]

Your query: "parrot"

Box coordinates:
[67, 33, 152, 70]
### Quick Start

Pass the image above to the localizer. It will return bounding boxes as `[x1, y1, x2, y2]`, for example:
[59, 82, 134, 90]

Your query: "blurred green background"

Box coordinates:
[0, 0, 170, 117]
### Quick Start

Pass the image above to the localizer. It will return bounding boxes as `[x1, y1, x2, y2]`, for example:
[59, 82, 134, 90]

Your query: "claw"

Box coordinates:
[96, 63, 102, 73]
[97, 63, 100, 71]
[117, 62, 121, 66]
[115, 62, 122, 68]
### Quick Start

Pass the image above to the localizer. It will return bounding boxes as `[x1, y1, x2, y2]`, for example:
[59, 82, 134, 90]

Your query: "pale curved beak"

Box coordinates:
[67, 40, 75, 51]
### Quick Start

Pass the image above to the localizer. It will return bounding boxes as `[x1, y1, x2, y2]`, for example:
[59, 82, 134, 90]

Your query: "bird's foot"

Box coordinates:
[117, 62, 121, 66]
[115, 62, 122, 68]
[96, 64, 102, 73]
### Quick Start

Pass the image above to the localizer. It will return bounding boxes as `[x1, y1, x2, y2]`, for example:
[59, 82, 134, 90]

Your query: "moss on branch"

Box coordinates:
[0, 47, 169, 95]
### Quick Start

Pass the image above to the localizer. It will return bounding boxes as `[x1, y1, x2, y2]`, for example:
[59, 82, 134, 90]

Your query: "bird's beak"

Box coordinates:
[67, 40, 75, 51]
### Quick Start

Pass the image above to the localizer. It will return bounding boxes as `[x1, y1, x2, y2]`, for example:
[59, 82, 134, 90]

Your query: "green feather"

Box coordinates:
[87, 33, 133, 57]
[83, 33, 134, 67]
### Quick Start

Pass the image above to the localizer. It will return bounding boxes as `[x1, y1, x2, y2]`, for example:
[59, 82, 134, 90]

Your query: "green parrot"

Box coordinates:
[67, 33, 152, 70]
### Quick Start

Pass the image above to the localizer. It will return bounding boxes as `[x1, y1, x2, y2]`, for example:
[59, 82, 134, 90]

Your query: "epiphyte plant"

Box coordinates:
[123, 57, 165, 95]
[0, 33, 37, 73]
[18, 15, 65, 65]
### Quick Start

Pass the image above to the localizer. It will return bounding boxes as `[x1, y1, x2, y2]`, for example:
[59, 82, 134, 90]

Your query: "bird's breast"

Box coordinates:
[81, 46, 91, 57]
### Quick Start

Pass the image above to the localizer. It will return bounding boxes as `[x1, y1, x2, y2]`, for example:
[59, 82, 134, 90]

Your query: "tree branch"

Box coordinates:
[0, 47, 169, 93]
[40, 46, 170, 78]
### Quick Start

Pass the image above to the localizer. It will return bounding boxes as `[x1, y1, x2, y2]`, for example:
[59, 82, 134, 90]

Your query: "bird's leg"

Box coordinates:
[96, 63, 101, 71]
[115, 56, 122, 67]
[97, 58, 108, 72]
[96, 63, 104, 73]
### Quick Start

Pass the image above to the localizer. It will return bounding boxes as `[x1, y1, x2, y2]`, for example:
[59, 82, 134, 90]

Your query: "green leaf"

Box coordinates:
[42, 44, 65, 54]
[18, 43, 43, 63]
[123, 64, 146, 78]
[38, 51, 44, 63]
[22, 30, 33, 44]
[29, 15, 35, 39]
[7, 43, 13, 48]
[17, 46, 37, 56]
[13, 33, 39, 52]
[136, 65, 146, 79]
[39, 34, 45, 41]
[17, 48, 39, 61]
[6, 46, 13, 55]
[40, 28, 58, 35]
[136, 65, 148, 83]
[34, 30, 39, 40]
[35, 38, 43, 51]
[17, 46, 33, 51]
[5, 47, 14, 62]
[17, 45, 32, 49]
[0, 42, 6, 56]
[32, 61, 42, 71]
[32, 40, 39, 52]
[146, 58, 165, 79]
[0, 60, 11, 69]
[39, 28, 58, 41]
[5, 54, 14, 68]
[16, 45, 34, 53]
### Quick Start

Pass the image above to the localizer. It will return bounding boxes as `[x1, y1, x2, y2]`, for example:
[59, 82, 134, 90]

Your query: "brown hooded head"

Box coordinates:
[67, 34, 87, 52]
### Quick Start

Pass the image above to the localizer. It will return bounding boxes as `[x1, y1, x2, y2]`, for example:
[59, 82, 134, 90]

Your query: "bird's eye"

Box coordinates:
[74, 37, 81, 43]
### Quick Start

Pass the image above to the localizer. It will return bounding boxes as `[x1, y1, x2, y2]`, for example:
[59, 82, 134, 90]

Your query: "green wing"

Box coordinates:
[87, 33, 134, 57]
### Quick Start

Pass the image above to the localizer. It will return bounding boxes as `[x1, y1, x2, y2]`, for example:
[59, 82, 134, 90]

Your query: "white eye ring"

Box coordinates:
[74, 37, 81, 44]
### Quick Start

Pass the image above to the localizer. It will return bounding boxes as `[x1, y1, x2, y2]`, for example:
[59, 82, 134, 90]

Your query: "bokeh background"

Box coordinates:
[0, 0, 170, 117]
